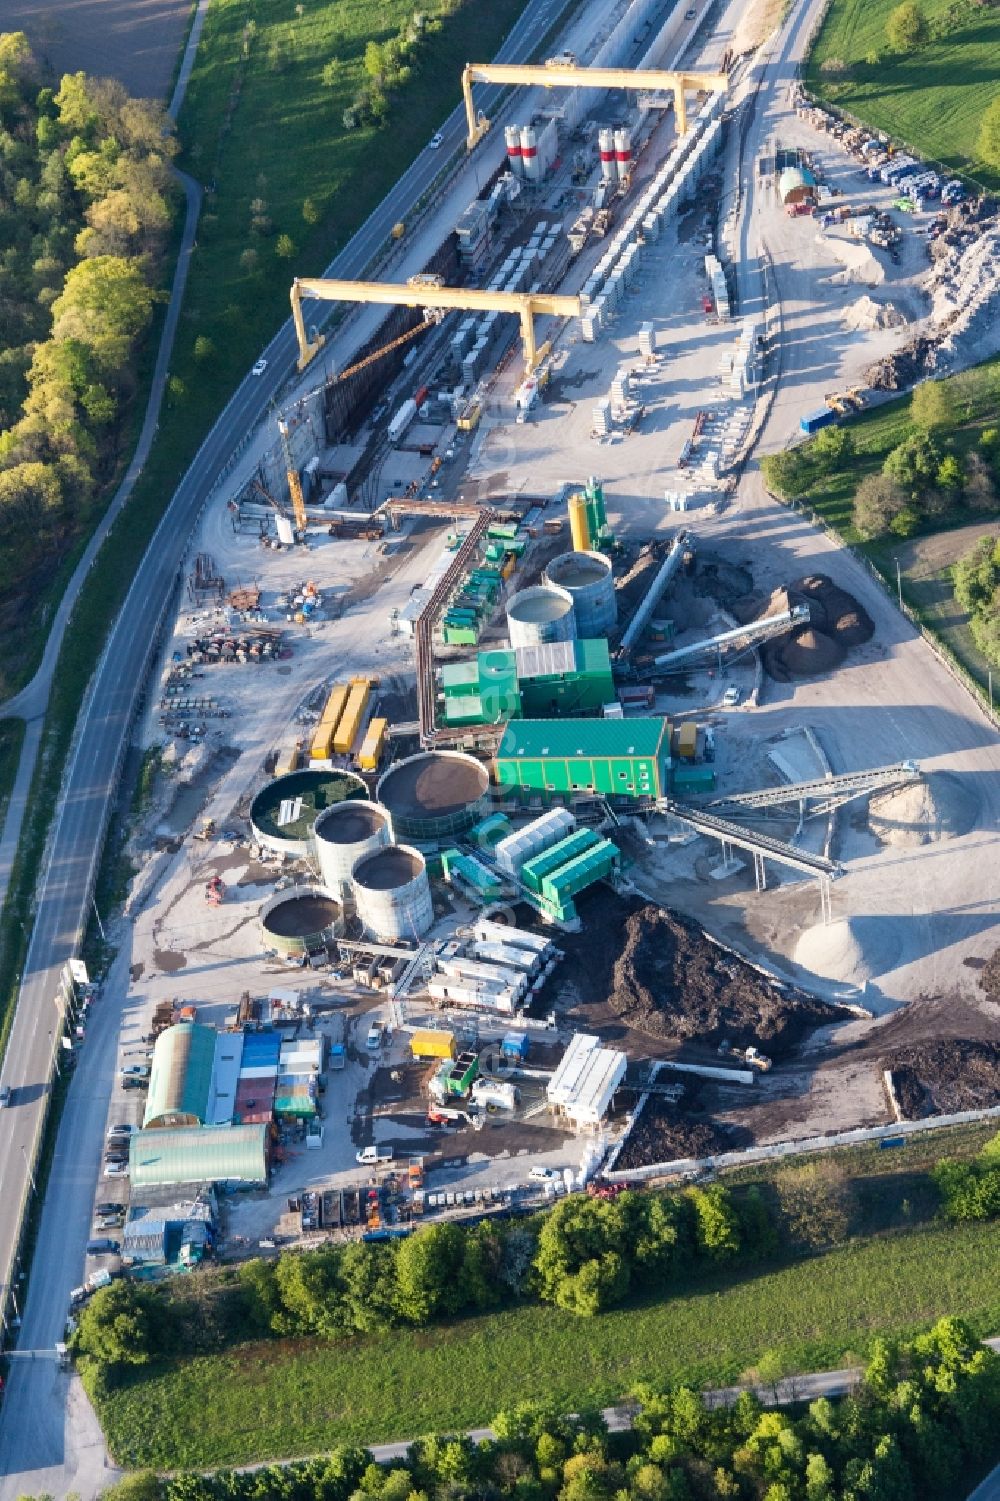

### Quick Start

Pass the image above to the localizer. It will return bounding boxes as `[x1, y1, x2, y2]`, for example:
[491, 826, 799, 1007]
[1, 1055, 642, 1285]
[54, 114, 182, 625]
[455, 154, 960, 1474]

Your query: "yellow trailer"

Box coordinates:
[677, 722, 698, 761]
[333, 677, 371, 755]
[310, 684, 349, 761]
[357, 717, 387, 772]
[409, 1029, 456, 1061]
[275, 740, 301, 776]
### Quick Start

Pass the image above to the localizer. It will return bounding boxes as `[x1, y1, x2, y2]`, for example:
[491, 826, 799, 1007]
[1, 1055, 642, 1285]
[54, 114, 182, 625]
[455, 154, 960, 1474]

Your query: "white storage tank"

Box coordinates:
[352, 844, 433, 942]
[506, 584, 576, 649]
[544, 550, 617, 636]
[312, 800, 391, 898]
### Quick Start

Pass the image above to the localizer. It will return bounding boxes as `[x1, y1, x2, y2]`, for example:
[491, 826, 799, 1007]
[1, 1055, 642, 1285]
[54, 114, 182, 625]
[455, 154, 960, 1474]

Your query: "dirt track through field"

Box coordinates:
[6, 0, 192, 100]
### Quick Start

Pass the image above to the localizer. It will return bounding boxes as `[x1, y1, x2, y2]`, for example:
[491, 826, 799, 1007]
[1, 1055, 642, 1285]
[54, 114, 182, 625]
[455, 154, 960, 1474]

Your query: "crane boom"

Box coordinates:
[462, 60, 728, 148]
[277, 418, 307, 532]
[333, 318, 434, 385]
[290, 275, 580, 375]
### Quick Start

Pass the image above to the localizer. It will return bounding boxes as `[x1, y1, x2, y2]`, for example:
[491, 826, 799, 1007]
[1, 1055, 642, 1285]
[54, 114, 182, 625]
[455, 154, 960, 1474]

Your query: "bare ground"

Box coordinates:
[5, 0, 193, 101]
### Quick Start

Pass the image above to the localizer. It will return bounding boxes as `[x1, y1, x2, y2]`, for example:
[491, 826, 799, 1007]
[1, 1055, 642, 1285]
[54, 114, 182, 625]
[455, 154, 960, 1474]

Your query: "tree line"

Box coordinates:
[74, 1131, 1000, 1380]
[78, 1315, 1000, 1501]
[952, 533, 1000, 666]
[0, 33, 174, 627]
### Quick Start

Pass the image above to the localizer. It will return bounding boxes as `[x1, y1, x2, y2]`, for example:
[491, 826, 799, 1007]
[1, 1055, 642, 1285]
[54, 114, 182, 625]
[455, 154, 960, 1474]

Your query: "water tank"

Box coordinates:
[260, 884, 344, 957]
[506, 584, 576, 649]
[377, 751, 490, 842]
[352, 845, 433, 942]
[544, 551, 617, 637]
[312, 801, 391, 898]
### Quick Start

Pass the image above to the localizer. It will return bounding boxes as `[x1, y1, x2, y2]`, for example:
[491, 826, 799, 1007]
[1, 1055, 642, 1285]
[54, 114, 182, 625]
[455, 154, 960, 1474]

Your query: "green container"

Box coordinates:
[444, 625, 478, 646]
[540, 839, 618, 905]
[522, 829, 601, 893]
[671, 764, 716, 792]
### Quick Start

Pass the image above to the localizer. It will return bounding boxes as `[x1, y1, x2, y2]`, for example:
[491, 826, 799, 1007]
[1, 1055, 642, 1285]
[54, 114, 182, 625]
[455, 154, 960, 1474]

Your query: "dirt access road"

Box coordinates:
[3, 0, 193, 99]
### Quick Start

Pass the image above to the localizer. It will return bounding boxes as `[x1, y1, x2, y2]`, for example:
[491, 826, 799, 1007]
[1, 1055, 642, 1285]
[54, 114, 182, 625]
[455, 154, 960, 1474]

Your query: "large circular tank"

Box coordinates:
[544, 550, 617, 637]
[260, 884, 344, 956]
[506, 584, 576, 649]
[377, 751, 490, 842]
[312, 800, 391, 897]
[352, 845, 433, 942]
[251, 769, 367, 858]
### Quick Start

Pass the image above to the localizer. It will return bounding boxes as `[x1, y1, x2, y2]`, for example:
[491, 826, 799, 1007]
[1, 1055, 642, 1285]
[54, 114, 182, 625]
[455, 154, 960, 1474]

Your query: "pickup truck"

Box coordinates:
[356, 1145, 394, 1167]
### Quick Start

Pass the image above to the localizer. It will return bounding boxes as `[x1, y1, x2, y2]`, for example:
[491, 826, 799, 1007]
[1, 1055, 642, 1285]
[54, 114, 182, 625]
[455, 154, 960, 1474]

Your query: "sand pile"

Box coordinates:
[794, 916, 900, 986]
[824, 236, 886, 287]
[776, 626, 845, 675]
[869, 772, 979, 847]
[789, 575, 875, 646]
[842, 295, 907, 332]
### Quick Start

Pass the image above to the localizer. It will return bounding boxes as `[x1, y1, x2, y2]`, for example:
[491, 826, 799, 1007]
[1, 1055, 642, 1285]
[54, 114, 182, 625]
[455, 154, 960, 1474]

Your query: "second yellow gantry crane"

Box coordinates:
[290, 274, 580, 377]
[461, 57, 728, 150]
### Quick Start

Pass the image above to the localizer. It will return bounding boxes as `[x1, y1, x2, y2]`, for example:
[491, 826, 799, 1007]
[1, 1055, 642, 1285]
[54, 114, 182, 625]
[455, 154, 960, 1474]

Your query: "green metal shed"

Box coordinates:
[143, 1022, 217, 1130]
[129, 1124, 269, 1189]
[494, 718, 670, 800]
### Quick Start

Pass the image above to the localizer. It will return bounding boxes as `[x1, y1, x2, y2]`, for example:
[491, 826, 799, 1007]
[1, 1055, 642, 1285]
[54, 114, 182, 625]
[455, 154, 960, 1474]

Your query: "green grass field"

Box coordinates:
[763, 355, 1000, 689]
[806, 0, 1000, 189]
[91, 1218, 1000, 1469]
[0, 722, 25, 839]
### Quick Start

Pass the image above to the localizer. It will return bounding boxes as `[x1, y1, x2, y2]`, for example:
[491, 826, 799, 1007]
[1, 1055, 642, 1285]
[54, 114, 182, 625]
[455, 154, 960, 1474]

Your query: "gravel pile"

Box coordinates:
[794, 916, 901, 986]
[868, 772, 979, 848]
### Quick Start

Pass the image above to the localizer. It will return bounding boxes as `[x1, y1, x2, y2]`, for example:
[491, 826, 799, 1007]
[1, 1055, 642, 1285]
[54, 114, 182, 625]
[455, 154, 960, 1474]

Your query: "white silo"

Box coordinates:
[506, 584, 577, 649]
[614, 128, 633, 181]
[312, 801, 391, 899]
[598, 128, 616, 181]
[520, 126, 539, 182]
[505, 125, 524, 177]
[544, 551, 618, 637]
[352, 845, 434, 942]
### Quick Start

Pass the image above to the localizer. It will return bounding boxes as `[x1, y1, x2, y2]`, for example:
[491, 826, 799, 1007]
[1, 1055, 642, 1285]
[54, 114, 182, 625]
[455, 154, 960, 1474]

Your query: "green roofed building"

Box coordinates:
[129, 1124, 269, 1190]
[494, 717, 670, 801]
[144, 1023, 217, 1129]
[440, 640, 614, 728]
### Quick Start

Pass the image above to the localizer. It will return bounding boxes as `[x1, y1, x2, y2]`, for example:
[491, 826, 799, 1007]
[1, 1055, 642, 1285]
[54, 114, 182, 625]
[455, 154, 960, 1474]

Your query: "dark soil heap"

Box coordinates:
[732, 573, 874, 682]
[615, 1087, 745, 1168]
[885, 1039, 1000, 1119]
[604, 901, 842, 1055]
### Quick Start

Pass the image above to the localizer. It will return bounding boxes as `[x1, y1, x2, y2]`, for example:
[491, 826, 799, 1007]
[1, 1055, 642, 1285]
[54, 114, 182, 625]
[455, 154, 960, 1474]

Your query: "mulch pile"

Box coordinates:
[614, 1087, 744, 1168]
[885, 1039, 1000, 1119]
[731, 573, 874, 681]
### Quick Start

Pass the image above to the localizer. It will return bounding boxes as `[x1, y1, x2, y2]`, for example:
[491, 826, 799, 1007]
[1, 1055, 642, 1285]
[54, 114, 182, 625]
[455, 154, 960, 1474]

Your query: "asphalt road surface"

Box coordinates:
[0, 0, 592, 1489]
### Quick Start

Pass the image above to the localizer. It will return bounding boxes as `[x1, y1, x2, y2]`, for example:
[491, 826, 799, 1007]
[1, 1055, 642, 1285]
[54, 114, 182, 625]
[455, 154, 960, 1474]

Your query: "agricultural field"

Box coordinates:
[0, 0, 194, 100]
[805, 0, 1000, 189]
[893, 521, 1000, 689]
[91, 1214, 1000, 1468]
[165, 0, 541, 437]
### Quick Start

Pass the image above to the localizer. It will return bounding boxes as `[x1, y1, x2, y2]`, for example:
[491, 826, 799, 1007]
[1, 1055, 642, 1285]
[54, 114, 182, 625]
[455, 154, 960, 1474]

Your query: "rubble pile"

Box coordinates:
[926, 214, 1000, 371]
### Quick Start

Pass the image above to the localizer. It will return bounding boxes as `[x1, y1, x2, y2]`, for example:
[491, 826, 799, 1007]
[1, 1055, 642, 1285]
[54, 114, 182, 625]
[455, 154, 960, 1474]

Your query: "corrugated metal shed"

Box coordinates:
[494, 807, 575, 875]
[241, 1030, 282, 1068]
[143, 1023, 217, 1129]
[206, 1031, 244, 1126]
[129, 1124, 269, 1189]
[234, 1074, 275, 1124]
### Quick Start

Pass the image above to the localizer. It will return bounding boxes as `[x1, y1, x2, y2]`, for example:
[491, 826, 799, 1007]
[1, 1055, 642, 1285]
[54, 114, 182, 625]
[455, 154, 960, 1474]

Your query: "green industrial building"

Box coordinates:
[440, 640, 614, 728]
[494, 717, 671, 801]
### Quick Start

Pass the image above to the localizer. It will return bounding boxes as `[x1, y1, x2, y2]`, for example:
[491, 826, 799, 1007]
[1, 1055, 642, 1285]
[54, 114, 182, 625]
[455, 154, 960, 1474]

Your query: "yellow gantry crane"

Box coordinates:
[290, 274, 581, 377]
[461, 58, 729, 150]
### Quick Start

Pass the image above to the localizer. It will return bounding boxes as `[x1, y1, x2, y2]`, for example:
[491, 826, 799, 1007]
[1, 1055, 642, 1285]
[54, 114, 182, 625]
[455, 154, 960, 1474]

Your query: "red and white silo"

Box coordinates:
[614, 127, 632, 181]
[520, 126, 539, 181]
[598, 128, 616, 181]
[505, 124, 524, 177]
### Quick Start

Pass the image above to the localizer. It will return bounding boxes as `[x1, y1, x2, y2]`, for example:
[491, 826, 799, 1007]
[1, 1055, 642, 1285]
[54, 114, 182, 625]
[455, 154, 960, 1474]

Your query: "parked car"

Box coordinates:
[95, 1201, 123, 1217]
[366, 1022, 383, 1050]
[104, 1160, 129, 1177]
[95, 1213, 124, 1231]
[121, 1077, 146, 1091]
[86, 1238, 120, 1256]
[107, 1123, 133, 1138]
[119, 1064, 149, 1080]
[723, 686, 741, 706]
[529, 1165, 555, 1182]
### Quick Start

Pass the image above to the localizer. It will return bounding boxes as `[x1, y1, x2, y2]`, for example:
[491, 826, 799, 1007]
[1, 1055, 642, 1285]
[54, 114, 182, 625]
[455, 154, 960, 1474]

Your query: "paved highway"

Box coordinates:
[0, 0, 600, 1488]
